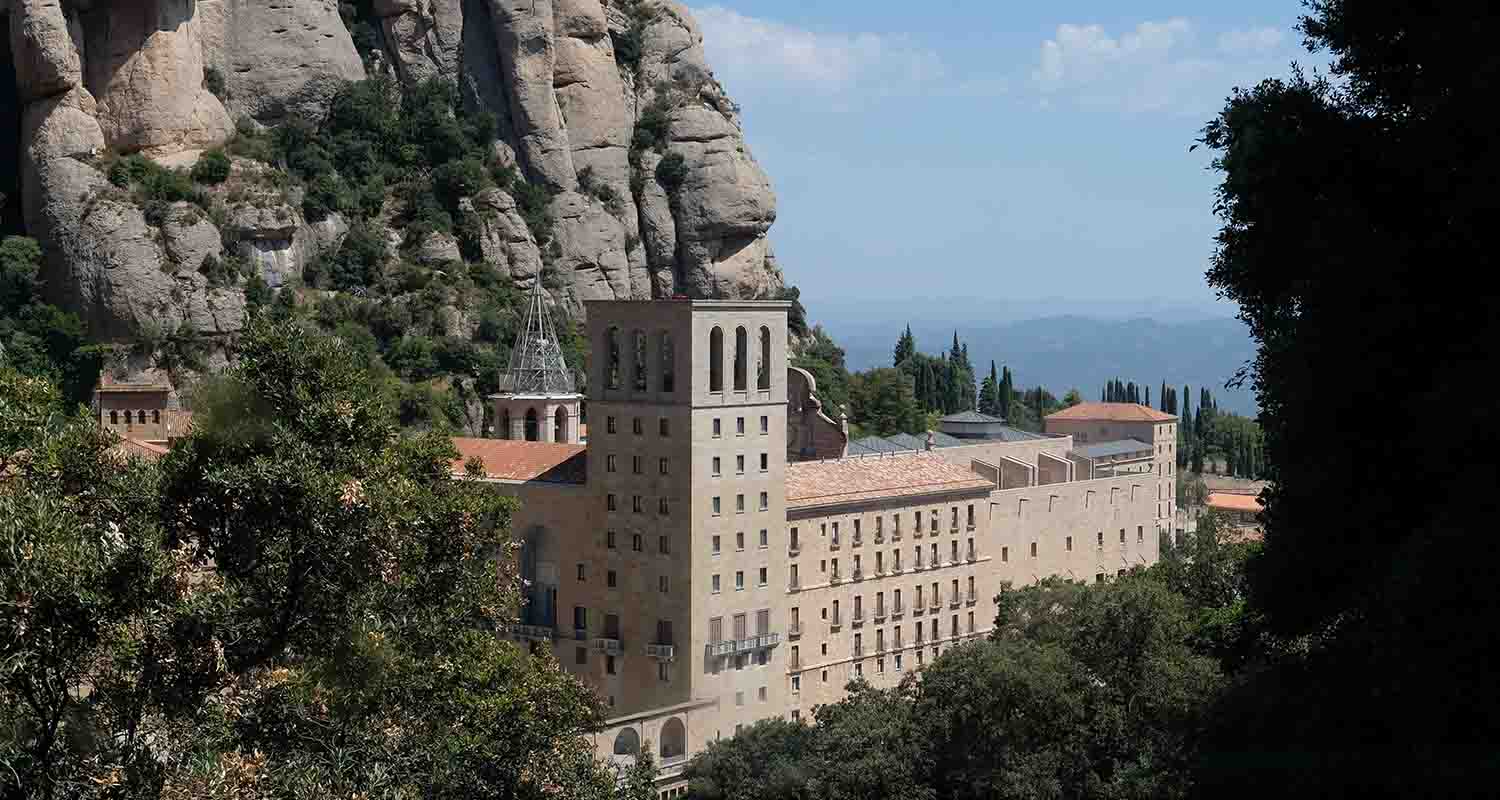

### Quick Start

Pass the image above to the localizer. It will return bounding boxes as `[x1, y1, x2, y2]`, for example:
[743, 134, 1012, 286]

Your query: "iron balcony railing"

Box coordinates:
[704, 632, 781, 659]
[789, 543, 801, 556]
[852, 609, 865, 624]
[830, 615, 843, 629]
[950, 595, 962, 609]
[929, 597, 941, 611]
[966, 589, 978, 605]
[592, 637, 623, 656]
[874, 606, 886, 621]
[892, 601, 904, 615]
[830, 537, 841, 550]
[500, 623, 556, 642]
[789, 622, 802, 638]
[646, 643, 676, 660]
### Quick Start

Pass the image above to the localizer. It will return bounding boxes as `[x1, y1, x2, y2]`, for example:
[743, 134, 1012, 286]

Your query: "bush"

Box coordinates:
[632, 97, 672, 153]
[655, 152, 688, 193]
[191, 149, 232, 185]
[511, 179, 555, 244]
[203, 66, 228, 100]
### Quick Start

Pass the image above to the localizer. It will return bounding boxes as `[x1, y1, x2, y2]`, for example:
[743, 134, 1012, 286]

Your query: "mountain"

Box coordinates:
[2, 0, 783, 345]
[832, 315, 1259, 416]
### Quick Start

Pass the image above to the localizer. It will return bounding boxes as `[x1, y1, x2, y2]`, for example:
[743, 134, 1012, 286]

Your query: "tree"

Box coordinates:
[792, 325, 852, 419]
[979, 361, 1001, 416]
[1195, 3, 1500, 793]
[808, 680, 932, 800]
[685, 719, 814, 800]
[1, 323, 629, 798]
[894, 325, 916, 367]
[849, 367, 925, 437]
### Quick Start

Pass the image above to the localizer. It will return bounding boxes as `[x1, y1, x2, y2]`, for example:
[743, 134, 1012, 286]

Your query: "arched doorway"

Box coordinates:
[659, 717, 686, 760]
[613, 728, 641, 756]
[554, 406, 568, 442]
[524, 408, 539, 441]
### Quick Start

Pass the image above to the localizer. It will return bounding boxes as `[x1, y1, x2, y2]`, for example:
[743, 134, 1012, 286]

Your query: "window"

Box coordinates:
[735, 571, 745, 590]
[1097, 531, 1104, 549]
[735, 691, 744, 707]
[758, 686, 767, 702]
[760, 415, 769, 434]
[713, 418, 722, 437]
[660, 575, 669, 592]
[1137, 525, 1144, 543]
[736, 532, 745, 551]
[607, 529, 617, 549]
[758, 568, 767, 586]
[607, 494, 617, 511]
[660, 417, 670, 436]
[606, 454, 617, 473]
[759, 529, 768, 548]
[792, 675, 801, 693]
[1120, 528, 1126, 544]
[760, 453, 768, 472]
[712, 535, 721, 554]
[951, 540, 958, 563]
[712, 457, 721, 476]
[967, 504, 975, 529]
[632, 495, 643, 513]
[659, 497, 670, 515]
[1030, 542, 1037, 558]
[710, 617, 723, 643]
[660, 332, 675, 392]
[734, 327, 748, 391]
[736, 417, 746, 436]
[710, 327, 724, 391]
[759, 492, 769, 511]
[577, 563, 586, 581]
[606, 327, 622, 388]
[607, 570, 617, 588]
[152, 410, 160, 424]
[632, 455, 642, 474]
[607, 655, 617, 674]
[712, 496, 722, 515]
[633, 417, 643, 436]
[736, 454, 745, 474]
[659, 662, 671, 681]
[736, 494, 745, 513]
[790, 528, 800, 551]
[712, 575, 722, 593]
[576, 647, 587, 665]
[758, 326, 772, 390]
[951, 507, 958, 531]
[1096, 573, 1106, 584]
[110, 410, 118, 425]
[1067, 535, 1075, 552]
[632, 330, 647, 391]
[659, 535, 670, 554]
[607, 416, 617, 434]
[632, 534, 642, 552]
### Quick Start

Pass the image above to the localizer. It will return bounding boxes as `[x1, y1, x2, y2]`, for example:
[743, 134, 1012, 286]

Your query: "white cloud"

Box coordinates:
[691, 6, 944, 98]
[1033, 20, 1298, 115]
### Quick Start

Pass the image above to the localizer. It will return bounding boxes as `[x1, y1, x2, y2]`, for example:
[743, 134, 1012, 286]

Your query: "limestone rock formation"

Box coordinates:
[6, 0, 784, 342]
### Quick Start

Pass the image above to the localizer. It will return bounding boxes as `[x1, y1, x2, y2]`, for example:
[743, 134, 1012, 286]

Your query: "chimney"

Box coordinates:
[925, 431, 936, 451]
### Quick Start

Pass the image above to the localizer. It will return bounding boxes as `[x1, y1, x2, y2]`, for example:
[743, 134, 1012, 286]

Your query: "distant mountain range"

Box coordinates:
[824, 314, 1259, 417]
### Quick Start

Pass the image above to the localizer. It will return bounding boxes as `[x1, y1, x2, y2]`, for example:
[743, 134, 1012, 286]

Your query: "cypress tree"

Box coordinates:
[894, 325, 916, 367]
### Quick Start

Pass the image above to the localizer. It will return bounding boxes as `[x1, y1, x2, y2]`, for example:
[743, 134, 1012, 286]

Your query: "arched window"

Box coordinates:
[660, 717, 686, 759]
[632, 330, 647, 392]
[709, 327, 724, 392]
[152, 409, 160, 425]
[758, 326, 771, 390]
[110, 410, 118, 425]
[524, 408, 539, 442]
[613, 728, 641, 756]
[733, 327, 747, 391]
[137, 410, 146, 424]
[606, 327, 622, 390]
[659, 331, 675, 393]
[554, 406, 568, 442]
[500, 409, 511, 439]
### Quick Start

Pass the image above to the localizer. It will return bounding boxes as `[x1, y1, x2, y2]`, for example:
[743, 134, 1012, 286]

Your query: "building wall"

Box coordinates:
[988, 473, 1163, 585]
[97, 389, 170, 441]
[1044, 417, 1178, 537]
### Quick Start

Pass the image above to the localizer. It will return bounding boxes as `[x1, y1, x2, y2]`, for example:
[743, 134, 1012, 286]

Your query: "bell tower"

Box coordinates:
[490, 282, 583, 443]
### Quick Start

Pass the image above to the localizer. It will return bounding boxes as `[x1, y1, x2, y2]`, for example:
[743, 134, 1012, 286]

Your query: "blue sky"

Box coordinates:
[689, 1, 1321, 324]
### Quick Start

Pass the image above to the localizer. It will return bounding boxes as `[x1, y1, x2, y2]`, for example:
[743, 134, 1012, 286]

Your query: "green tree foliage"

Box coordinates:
[848, 367, 925, 437]
[808, 680, 933, 800]
[0, 236, 102, 403]
[1193, 3, 1500, 794]
[0, 324, 642, 798]
[791, 325, 851, 418]
[190, 149, 232, 185]
[685, 718, 814, 800]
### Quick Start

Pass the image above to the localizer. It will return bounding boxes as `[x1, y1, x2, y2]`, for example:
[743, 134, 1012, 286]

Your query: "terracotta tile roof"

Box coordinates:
[450, 438, 587, 484]
[786, 453, 994, 510]
[97, 373, 171, 392]
[111, 438, 171, 462]
[1045, 402, 1177, 423]
[1207, 492, 1263, 513]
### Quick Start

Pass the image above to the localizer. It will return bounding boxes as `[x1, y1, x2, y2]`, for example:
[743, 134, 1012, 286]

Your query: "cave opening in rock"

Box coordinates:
[0, 15, 24, 237]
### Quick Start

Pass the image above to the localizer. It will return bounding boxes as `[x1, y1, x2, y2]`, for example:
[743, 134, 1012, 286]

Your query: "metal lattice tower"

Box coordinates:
[500, 282, 577, 396]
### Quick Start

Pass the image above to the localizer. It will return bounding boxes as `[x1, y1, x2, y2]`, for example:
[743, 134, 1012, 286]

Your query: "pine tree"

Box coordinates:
[894, 325, 916, 367]
[1145, 385, 1151, 408]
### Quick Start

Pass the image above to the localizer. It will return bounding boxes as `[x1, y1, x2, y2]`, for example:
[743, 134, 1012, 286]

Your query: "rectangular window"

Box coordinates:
[760, 415, 769, 434]
[759, 492, 769, 511]
[1138, 525, 1144, 543]
[659, 418, 669, 436]
[760, 453, 768, 472]
[930, 511, 938, 534]
[757, 609, 770, 635]
[733, 614, 748, 640]
[659, 457, 669, 475]
[967, 504, 975, 529]
[606, 655, 616, 674]
[737, 417, 745, 435]
[607, 529, 617, 549]
[659, 535, 669, 554]
[712, 496, 721, 515]
[632, 495, 643, 513]
[632, 534, 642, 552]
[660, 575, 669, 592]
[759, 529, 769, 548]
[658, 497, 669, 515]
[712, 574, 721, 593]
[632, 417, 643, 435]
[576, 647, 587, 665]
[607, 494, 617, 511]
[607, 416, 617, 434]
[713, 418, 721, 437]
[606, 454, 617, 473]
[710, 617, 723, 643]
[712, 456, 721, 476]
[736, 494, 746, 513]
[632, 455, 642, 474]
[1097, 531, 1104, 549]
[1002, 546, 1009, 562]
[735, 571, 745, 590]
[759, 567, 767, 586]
[1066, 535, 1073, 552]
[790, 527, 799, 550]
[1030, 541, 1038, 558]
[758, 686, 767, 702]
[736, 531, 745, 551]
[1120, 528, 1126, 544]
[712, 535, 721, 554]
[607, 570, 617, 588]
[577, 563, 585, 581]
[736, 454, 745, 474]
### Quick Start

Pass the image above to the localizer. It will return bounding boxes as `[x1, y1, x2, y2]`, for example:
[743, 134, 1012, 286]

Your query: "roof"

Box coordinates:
[1207, 492, 1263, 514]
[111, 438, 170, 462]
[1073, 439, 1154, 459]
[786, 453, 994, 510]
[939, 410, 1004, 424]
[847, 435, 914, 455]
[1045, 402, 1176, 423]
[450, 438, 587, 484]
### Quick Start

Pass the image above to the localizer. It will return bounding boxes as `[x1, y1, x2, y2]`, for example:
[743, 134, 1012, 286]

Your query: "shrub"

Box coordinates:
[632, 97, 672, 153]
[655, 152, 688, 193]
[191, 150, 232, 185]
[433, 158, 489, 207]
[203, 66, 228, 100]
[511, 180, 555, 244]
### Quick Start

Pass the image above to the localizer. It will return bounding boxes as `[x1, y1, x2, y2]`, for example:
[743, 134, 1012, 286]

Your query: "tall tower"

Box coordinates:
[584, 299, 792, 754]
[491, 282, 583, 443]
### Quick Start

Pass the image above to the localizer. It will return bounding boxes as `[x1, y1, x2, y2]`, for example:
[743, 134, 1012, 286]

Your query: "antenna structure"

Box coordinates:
[502, 282, 577, 396]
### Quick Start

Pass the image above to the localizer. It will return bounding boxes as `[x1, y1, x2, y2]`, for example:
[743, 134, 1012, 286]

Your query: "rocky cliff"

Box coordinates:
[2, 0, 783, 344]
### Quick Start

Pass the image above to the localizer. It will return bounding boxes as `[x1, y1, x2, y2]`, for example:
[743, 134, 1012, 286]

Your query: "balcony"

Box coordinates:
[646, 643, 676, 661]
[852, 535, 862, 548]
[913, 528, 923, 539]
[950, 595, 962, 609]
[592, 637, 623, 656]
[830, 570, 843, 584]
[789, 653, 801, 670]
[705, 639, 736, 658]
[892, 530, 902, 541]
[788, 575, 801, 591]
[789, 622, 802, 639]
[894, 638, 904, 650]
[876, 640, 886, 654]
[852, 609, 865, 626]
[966, 589, 978, 605]
[829, 616, 842, 630]
[789, 543, 801, 557]
[929, 598, 941, 611]
[874, 607, 887, 623]
[874, 532, 885, 544]
[915, 635, 925, 647]
[967, 547, 977, 562]
[892, 602, 904, 617]
[913, 603, 925, 616]
[915, 557, 924, 570]
[830, 538, 841, 551]
[853, 567, 864, 581]
[500, 623, 556, 642]
[704, 632, 782, 660]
